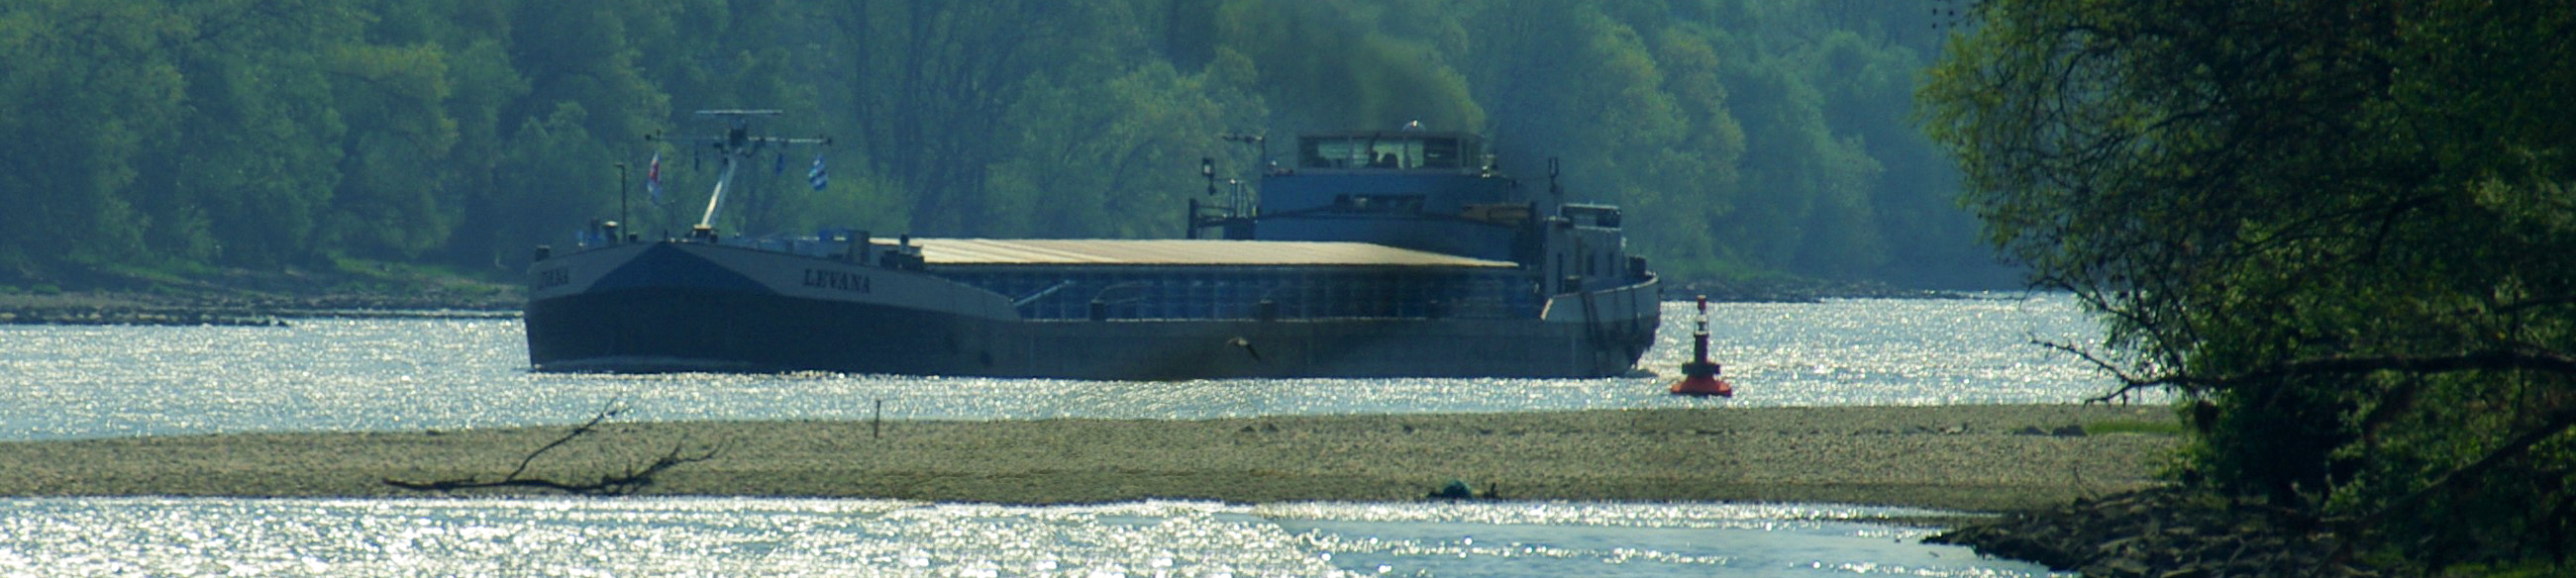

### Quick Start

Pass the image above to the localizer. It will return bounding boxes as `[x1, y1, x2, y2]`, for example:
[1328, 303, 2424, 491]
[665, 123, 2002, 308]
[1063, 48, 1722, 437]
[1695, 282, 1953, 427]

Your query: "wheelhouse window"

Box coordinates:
[1299, 135, 1481, 170]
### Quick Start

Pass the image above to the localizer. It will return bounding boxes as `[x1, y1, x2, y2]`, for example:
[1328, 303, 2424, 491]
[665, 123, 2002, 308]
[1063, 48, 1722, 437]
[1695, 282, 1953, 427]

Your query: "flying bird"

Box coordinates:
[1227, 337, 1263, 362]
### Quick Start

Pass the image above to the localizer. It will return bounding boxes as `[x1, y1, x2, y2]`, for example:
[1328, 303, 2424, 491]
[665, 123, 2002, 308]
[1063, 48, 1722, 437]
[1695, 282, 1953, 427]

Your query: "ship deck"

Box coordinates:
[881, 240, 1530, 321]
[903, 239, 1517, 268]
[715, 236, 1547, 322]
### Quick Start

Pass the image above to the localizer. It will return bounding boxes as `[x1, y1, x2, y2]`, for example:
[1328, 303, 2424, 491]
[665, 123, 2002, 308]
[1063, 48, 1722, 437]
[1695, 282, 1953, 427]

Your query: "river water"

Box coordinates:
[0, 295, 2122, 576]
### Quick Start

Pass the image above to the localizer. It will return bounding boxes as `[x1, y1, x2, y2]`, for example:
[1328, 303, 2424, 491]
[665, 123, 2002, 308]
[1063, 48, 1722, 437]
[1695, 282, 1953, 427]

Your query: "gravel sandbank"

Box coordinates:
[0, 405, 2178, 512]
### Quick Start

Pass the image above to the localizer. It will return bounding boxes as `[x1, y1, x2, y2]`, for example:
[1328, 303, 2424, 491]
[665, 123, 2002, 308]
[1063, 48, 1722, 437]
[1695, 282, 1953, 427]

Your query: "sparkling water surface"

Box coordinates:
[0, 296, 2111, 576]
[1, 294, 2124, 440]
[1, 498, 2057, 576]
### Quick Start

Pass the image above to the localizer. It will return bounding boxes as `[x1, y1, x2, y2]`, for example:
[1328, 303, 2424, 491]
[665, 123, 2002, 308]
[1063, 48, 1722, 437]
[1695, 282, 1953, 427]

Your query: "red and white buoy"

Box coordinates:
[1670, 295, 1734, 397]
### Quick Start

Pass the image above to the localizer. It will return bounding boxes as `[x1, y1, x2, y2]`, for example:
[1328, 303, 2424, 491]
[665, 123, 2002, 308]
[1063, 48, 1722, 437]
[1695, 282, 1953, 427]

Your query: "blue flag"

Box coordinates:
[807, 153, 829, 191]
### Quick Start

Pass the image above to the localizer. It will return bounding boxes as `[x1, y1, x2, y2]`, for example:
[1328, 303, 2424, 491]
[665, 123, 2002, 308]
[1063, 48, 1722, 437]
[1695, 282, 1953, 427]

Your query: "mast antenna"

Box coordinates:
[646, 110, 830, 239]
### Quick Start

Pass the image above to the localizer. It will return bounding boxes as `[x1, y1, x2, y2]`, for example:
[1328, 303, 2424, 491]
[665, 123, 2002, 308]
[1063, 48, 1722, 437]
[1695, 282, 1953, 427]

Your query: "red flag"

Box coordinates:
[647, 151, 665, 204]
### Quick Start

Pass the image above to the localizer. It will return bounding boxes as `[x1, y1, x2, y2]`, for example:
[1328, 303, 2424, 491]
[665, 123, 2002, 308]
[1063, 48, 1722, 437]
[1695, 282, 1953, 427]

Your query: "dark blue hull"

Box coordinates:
[524, 242, 1659, 379]
[527, 287, 1656, 379]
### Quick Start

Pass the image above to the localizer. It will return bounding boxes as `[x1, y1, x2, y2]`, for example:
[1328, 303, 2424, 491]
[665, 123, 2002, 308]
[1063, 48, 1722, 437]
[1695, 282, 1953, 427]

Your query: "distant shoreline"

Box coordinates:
[0, 281, 2017, 327]
[0, 405, 2176, 512]
[0, 290, 519, 326]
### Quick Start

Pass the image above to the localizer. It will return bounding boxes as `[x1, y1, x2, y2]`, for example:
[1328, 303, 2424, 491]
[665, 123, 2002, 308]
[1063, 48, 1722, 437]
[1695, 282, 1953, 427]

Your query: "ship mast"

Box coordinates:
[651, 110, 830, 239]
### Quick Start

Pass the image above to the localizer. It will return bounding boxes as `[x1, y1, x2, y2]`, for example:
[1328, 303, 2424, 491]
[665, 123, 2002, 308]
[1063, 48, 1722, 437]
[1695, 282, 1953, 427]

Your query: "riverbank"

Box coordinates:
[1930, 488, 2384, 577]
[0, 405, 2176, 512]
[0, 266, 520, 326]
[1666, 275, 1983, 303]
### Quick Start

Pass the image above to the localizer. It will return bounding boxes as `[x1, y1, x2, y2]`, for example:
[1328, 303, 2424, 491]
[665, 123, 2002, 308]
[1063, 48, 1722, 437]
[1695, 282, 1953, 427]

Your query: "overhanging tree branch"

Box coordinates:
[2343, 409, 2576, 530]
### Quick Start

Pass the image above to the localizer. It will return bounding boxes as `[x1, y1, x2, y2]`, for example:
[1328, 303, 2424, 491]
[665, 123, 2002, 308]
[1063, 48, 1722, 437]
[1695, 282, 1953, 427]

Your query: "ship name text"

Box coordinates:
[802, 268, 873, 294]
[535, 267, 571, 290]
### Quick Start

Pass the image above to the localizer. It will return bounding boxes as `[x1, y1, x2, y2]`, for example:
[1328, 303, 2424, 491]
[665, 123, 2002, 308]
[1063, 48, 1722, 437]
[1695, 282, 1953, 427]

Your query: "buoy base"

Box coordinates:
[1671, 372, 1733, 397]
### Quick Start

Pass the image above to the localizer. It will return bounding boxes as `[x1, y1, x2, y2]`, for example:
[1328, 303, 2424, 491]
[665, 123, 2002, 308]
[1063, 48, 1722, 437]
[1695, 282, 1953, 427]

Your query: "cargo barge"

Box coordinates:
[524, 112, 1659, 379]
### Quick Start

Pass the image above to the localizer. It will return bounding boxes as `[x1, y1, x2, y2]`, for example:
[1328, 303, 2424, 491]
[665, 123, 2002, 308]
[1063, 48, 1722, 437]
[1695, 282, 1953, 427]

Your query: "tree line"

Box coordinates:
[0, 0, 2007, 288]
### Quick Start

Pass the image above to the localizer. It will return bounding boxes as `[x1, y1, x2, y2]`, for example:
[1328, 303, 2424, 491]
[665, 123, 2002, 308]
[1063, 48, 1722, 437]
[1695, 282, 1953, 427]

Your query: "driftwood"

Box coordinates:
[383, 400, 720, 495]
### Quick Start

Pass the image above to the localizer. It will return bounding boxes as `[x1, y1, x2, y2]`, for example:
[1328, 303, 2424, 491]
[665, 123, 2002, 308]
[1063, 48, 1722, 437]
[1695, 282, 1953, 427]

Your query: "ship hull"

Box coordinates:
[525, 241, 1659, 379]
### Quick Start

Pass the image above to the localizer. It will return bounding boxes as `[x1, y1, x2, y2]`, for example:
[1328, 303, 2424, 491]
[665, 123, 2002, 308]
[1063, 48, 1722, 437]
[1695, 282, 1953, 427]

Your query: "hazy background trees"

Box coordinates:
[0, 0, 2007, 288]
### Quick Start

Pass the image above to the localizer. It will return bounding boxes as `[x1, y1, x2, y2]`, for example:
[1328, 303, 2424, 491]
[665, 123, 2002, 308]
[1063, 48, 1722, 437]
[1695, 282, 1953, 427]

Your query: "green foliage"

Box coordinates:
[1924, 0, 2576, 570]
[985, 60, 1265, 239]
[0, 0, 2006, 291]
[0, 0, 190, 269]
[1211, 0, 1483, 132]
[1466, 3, 1718, 274]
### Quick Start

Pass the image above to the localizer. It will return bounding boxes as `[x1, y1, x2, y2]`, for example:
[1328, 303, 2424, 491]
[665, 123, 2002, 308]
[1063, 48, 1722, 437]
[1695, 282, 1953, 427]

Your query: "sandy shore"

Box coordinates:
[0, 405, 2178, 512]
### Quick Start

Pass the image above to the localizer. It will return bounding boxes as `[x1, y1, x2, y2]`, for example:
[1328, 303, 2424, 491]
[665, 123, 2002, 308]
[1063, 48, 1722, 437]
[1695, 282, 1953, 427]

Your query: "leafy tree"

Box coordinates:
[1464, 2, 1739, 278]
[985, 59, 1268, 239]
[155, 1, 367, 268]
[0, 0, 190, 271]
[1210, 0, 1483, 133]
[321, 42, 461, 259]
[1923, 0, 2576, 569]
[825, 0, 1096, 236]
[430, 37, 534, 269]
[490, 103, 617, 256]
